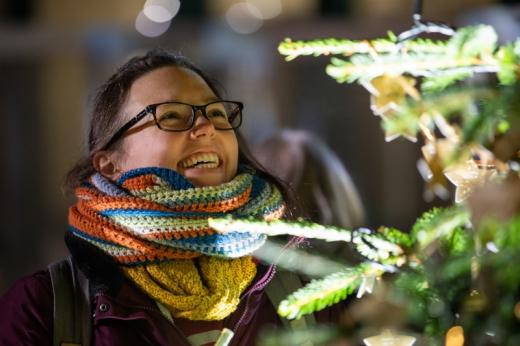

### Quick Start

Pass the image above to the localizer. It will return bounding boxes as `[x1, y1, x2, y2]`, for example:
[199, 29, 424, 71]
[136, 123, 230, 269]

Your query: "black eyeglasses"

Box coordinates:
[103, 100, 243, 149]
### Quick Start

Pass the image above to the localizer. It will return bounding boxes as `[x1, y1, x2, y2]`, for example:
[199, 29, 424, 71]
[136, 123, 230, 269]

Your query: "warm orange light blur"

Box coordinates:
[514, 301, 520, 319]
[445, 326, 464, 346]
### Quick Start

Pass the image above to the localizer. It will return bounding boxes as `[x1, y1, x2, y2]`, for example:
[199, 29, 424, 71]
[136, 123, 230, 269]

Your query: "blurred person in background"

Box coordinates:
[0, 49, 340, 345]
[254, 129, 366, 260]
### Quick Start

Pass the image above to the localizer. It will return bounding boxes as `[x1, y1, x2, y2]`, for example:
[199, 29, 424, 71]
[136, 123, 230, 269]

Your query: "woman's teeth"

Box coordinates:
[181, 153, 220, 169]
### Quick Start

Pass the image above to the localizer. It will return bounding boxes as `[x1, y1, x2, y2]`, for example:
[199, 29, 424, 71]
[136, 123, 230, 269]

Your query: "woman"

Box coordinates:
[0, 49, 338, 345]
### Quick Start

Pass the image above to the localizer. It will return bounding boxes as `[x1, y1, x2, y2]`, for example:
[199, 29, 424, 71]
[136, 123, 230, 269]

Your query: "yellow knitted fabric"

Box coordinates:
[123, 256, 257, 321]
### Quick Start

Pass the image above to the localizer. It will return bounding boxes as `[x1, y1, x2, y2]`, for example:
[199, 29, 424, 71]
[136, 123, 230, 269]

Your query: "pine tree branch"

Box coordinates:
[208, 217, 405, 263]
[278, 35, 448, 61]
[411, 207, 471, 253]
[209, 216, 354, 241]
[277, 264, 378, 319]
[326, 55, 498, 84]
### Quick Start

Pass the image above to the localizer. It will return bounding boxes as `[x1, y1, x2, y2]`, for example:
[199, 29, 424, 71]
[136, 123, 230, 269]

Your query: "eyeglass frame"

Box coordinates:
[102, 100, 244, 150]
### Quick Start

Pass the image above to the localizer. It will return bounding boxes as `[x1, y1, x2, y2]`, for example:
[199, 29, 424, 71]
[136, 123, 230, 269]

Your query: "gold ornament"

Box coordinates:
[368, 74, 420, 117]
[382, 117, 419, 142]
[444, 159, 498, 203]
[365, 74, 421, 142]
[445, 326, 464, 346]
[363, 329, 416, 346]
[418, 138, 457, 200]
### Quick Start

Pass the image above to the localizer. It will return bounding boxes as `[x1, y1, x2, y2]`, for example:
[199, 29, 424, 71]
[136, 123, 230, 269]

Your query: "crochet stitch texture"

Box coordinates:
[68, 166, 285, 320]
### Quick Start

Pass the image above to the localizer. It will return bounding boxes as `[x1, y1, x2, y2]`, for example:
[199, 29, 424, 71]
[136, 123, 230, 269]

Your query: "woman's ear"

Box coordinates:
[93, 151, 121, 180]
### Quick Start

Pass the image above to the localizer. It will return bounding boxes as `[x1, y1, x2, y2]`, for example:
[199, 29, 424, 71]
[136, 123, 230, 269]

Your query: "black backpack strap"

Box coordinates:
[48, 256, 91, 346]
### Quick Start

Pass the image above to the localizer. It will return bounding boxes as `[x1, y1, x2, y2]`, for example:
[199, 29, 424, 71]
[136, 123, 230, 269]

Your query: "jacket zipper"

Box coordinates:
[231, 263, 277, 333]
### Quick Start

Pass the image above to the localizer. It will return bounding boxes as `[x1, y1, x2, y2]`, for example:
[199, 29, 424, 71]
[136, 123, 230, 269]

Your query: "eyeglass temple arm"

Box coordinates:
[102, 108, 151, 150]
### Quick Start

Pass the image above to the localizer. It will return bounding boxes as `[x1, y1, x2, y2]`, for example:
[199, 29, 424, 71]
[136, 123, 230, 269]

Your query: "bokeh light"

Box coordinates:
[514, 301, 520, 319]
[225, 2, 263, 34]
[445, 326, 464, 346]
[246, 0, 282, 20]
[135, 10, 171, 37]
[143, 0, 180, 23]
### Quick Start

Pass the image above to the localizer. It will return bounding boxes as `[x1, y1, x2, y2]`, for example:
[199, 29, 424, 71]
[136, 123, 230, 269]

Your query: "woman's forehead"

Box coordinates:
[134, 66, 213, 97]
[123, 66, 216, 114]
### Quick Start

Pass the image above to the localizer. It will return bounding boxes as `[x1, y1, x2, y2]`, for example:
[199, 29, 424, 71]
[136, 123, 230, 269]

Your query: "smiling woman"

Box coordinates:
[0, 49, 348, 346]
[93, 65, 241, 187]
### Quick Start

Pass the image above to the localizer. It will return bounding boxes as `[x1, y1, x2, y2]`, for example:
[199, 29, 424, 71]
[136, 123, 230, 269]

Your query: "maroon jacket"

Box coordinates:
[0, 235, 341, 345]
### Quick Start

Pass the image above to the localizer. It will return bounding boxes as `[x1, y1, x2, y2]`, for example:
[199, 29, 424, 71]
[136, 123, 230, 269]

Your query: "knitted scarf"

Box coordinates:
[68, 166, 285, 320]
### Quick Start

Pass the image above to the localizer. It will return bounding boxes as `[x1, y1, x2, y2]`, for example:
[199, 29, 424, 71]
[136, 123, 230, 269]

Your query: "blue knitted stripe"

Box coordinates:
[99, 209, 227, 218]
[249, 175, 266, 199]
[167, 234, 265, 257]
[92, 173, 128, 197]
[163, 232, 259, 246]
[117, 167, 194, 190]
[68, 226, 125, 248]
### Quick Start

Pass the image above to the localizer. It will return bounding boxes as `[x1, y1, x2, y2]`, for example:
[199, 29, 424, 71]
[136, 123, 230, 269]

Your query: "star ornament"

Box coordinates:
[417, 138, 458, 200]
[367, 74, 420, 117]
[444, 159, 498, 203]
[382, 117, 419, 142]
[364, 74, 421, 142]
[363, 329, 416, 346]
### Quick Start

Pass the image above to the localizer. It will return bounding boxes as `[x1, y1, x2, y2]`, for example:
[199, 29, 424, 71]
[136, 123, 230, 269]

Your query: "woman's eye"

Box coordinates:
[159, 112, 181, 121]
[208, 110, 227, 118]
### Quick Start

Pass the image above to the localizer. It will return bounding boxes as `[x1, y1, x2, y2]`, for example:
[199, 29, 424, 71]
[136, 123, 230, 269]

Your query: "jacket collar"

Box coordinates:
[65, 232, 126, 296]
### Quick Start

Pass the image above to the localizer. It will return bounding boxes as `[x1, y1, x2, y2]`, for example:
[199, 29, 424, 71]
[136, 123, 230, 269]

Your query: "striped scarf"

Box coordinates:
[68, 166, 285, 320]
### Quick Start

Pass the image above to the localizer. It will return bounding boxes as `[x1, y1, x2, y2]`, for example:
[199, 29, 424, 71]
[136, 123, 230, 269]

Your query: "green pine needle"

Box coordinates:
[277, 265, 367, 319]
[421, 70, 474, 93]
[378, 227, 414, 248]
[446, 25, 497, 59]
[208, 216, 354, 242]
[208, 216, 404, 263]
[411, 207, 470, 252]
[497, 43, 519, 85]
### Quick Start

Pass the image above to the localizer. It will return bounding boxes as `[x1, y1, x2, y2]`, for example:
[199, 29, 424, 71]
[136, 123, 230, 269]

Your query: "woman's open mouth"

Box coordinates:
[180, 152, 220, 169]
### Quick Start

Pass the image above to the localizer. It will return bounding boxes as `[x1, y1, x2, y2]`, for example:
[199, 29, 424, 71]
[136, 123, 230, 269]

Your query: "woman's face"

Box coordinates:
[111, 66, 239, 187]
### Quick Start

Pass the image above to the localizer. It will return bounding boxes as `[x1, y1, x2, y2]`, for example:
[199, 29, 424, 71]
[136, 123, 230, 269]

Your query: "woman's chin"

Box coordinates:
[182, 167, 228, 187]
[189, 177, 227, 187]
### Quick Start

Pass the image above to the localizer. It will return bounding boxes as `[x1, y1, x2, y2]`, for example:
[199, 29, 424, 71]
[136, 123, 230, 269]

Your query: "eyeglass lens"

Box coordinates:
[155, 101, 241, 131]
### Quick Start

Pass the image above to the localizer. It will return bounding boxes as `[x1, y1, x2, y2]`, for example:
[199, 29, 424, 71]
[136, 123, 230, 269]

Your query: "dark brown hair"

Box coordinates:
[64, 48, 295, 215]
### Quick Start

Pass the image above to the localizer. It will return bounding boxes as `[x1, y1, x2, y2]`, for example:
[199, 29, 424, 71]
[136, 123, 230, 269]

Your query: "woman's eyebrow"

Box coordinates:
[158, 97, 220, 104]
[202, 96, 220, 103]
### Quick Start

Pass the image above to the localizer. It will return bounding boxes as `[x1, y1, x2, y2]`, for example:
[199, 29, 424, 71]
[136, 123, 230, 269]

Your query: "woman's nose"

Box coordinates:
[190, 111, 216, 138]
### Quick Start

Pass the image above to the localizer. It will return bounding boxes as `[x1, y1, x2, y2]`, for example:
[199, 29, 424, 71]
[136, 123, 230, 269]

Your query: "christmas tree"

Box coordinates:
[211, 6, 520, 346]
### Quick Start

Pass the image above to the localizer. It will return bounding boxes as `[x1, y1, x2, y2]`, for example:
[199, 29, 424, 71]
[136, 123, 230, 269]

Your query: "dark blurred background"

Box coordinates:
[0, 0, 518, 292]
